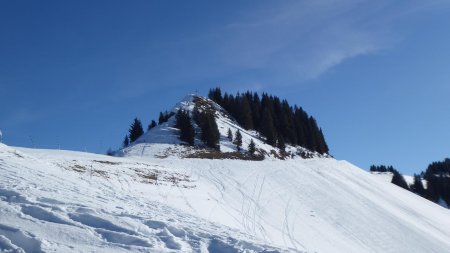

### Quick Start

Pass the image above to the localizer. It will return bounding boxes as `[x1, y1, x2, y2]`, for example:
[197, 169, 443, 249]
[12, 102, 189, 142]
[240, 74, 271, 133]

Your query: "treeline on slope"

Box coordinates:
[370, 161, 450, 207]
[370, 165, 409, 190]
[208, 88, 328, 154]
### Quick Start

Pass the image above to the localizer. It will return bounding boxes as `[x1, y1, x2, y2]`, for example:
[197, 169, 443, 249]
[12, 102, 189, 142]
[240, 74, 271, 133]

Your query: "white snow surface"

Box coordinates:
[1, 143, 450, 252]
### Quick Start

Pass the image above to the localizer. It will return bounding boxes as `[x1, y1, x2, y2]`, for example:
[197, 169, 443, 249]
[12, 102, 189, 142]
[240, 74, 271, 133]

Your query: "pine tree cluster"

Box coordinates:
[175, 110, 195, 145]
[193, 109, 220, 150]
[410, 174, 426, 197]
[159, 111, 174, 125]
[370, 161, 450, 207]
[422, 158, 450, 205]
[369, 165, 395, 173]
[233, 130, 242, 151]
[208, 88, 329, 154]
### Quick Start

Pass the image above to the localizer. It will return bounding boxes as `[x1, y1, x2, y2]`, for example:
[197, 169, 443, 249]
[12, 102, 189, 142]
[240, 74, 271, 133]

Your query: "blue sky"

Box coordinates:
[1, 1, 450, 174]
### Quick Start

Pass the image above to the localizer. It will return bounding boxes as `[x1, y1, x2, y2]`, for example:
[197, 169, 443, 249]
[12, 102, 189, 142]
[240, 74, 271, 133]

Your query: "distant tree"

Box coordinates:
[106, 148, 115, 156]
[277, 136, 286, 152]
[248, 139, 256, 154]
[423, 158, 450, 205]
[123, 135, 130, 147]
[426, 176, 440, 202]
[158, 111, 172, 125]
[195, 111, 220, 150]
[129, 118, 144, 143]
[369, 165, 377, 172]
[411, 174, 426, 197]
[391, 170, 410, 190]
[227, 128, 233, 141]
[158, 112, 165, 125]
[317, 128, 329, 154]
[234, 130, 243, 151]
[208, 87, 223, 105]
[148, 120, 157, 131]
[237, 97, 253, 130]
[175, 110, 195, 145]
[261, 109, 277, 146]
[369, 165, 394, 173]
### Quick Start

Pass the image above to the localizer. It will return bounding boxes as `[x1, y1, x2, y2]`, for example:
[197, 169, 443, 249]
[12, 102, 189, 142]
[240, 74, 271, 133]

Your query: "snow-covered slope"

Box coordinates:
[121, 95, 320, 160]
[370, 172, 450, 209]
[1, 143, 450, 252]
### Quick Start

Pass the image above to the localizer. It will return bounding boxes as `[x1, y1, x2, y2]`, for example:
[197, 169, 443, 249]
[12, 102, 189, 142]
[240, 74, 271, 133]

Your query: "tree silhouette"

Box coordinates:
[248, 139, 256, 154]
[227, 128, 233, 142]
[391, 170, 409, 190]
[123, 135, 129, 148]
[234, 130, 242, 151]
[175, 110, 195, 145]
[129, 118, 144, 143]
[411, 174, 426, 197]
[148, 120, 157, 131]
[195, 111, 220, 150]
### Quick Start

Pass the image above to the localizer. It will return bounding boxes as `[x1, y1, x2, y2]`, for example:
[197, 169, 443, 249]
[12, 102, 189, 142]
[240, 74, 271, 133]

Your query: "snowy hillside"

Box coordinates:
[121, 95, 321, 160]
[371, 172, 426, 187]
[1, 143, 450, 252]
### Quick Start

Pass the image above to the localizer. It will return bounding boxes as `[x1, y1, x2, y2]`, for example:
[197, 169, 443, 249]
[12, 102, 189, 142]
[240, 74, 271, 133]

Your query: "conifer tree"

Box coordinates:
[261, 109, 277, 146]
[158, 112, 165, 125]
[277, 136, 286, 151]
[208, 87, 223, 106]
[227, 128, 233, 141]
[123, 135, 129, 147]
[426, 176, 440, 202]
[238, 97, 253, 130]
[411, 174, 426, 197]
[148, 120, 157, 131]
[248, 138, 256, 154]
[175, 110, 195, 145]
[234, 130, 243, 151]
[129, 118, 144, 143]
[196, 111, 220, 150]
[391, 170, 410, 190]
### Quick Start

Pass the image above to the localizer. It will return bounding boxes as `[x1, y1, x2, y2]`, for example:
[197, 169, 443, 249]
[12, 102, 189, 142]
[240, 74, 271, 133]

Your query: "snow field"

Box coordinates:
[0, 144, 295, 252]
[1, 143, 450, 252]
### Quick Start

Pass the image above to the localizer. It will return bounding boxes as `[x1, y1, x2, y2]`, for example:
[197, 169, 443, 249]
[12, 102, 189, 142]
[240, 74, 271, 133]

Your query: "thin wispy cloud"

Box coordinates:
[181, 0, 449, 86]
[76, 0, 449, 98]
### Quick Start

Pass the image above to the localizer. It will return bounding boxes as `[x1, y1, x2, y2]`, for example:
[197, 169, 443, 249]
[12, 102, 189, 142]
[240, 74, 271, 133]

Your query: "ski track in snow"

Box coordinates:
[1, 140, 450, 252]
[0, 145, 293, 253]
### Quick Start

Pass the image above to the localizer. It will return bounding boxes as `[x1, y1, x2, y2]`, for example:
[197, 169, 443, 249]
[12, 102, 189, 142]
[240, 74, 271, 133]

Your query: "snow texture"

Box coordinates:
[0, 142, 449, 252]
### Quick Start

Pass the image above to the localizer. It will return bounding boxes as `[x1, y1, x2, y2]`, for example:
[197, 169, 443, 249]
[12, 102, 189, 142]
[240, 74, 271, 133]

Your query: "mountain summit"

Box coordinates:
[121, 93, 328, 160]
